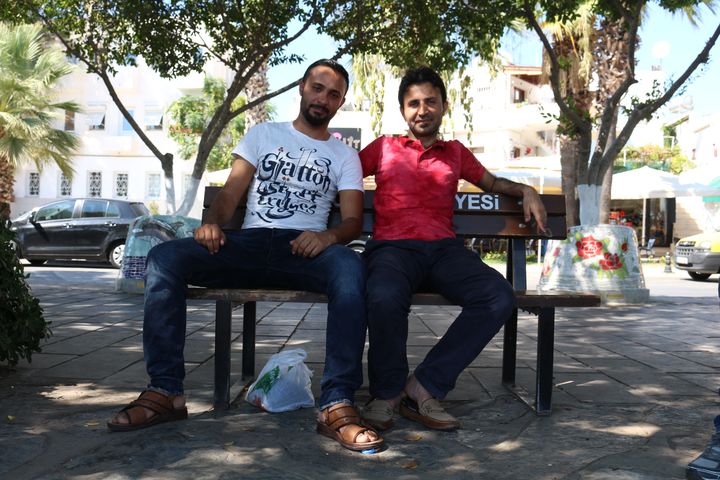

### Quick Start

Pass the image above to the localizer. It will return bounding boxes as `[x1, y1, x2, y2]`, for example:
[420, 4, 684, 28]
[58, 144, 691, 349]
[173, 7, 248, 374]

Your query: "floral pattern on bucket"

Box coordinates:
[538, 225, 648, 302]
[569, 231, 631, 279]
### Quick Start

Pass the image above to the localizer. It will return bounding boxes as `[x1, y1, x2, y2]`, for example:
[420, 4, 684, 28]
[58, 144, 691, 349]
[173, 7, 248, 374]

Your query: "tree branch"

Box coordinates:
[601, 20, 720, 175]
[523, 1, 590, 134]
[95, 70, 169, 165]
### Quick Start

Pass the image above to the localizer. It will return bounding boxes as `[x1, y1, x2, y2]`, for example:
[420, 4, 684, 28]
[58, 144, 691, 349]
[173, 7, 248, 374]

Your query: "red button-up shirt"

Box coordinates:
[360, 136, 486, 241]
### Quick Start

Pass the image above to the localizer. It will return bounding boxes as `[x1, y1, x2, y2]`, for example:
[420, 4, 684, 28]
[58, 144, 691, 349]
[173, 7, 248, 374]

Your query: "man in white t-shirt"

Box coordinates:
[108, 59, 382, 452]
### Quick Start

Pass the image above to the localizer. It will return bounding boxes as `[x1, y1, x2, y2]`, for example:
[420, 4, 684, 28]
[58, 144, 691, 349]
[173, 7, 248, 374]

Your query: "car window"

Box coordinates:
[130, 203, 150, 216]
[81, 200, 109, 218]
[106, 202, 121, 218]
[11, 211, 31, 223]
[35, 200, 75, 222]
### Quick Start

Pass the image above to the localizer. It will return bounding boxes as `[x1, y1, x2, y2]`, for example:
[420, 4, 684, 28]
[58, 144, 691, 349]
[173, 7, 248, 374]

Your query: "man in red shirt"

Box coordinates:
[360, 66, 547, 431]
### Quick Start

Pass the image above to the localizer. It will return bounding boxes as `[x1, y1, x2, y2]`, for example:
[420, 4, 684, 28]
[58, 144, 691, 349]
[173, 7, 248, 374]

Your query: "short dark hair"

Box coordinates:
[302, 59, 350, 94]
[398, 66, 447, 107]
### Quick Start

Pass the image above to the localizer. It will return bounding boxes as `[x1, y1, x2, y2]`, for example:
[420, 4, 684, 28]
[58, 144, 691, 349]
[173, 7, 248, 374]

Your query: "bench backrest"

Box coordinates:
[201, 186, 566, 291]
[202, 186, 566, 240]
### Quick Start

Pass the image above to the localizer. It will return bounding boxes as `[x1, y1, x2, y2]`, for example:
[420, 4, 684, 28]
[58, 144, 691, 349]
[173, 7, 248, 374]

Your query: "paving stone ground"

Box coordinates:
[1, 263, 718, 479]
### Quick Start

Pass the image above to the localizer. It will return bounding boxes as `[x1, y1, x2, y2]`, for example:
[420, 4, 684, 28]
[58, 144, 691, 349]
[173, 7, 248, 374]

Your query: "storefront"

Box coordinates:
[609, 198, 675, 247]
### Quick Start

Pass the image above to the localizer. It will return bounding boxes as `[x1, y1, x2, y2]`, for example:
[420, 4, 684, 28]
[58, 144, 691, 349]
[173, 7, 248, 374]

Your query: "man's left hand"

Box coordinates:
[290, 231, 335, 257]
[522, 187, 548, 233]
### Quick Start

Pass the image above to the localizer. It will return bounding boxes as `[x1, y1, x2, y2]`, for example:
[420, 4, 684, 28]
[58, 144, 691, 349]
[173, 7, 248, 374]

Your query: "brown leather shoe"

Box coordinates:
[362, 398, 396, 431]
[399, 397, 460, 431]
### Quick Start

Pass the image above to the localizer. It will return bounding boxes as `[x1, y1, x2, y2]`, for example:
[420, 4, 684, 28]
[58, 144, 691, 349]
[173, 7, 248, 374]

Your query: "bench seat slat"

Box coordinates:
[187, 288, 600, 308]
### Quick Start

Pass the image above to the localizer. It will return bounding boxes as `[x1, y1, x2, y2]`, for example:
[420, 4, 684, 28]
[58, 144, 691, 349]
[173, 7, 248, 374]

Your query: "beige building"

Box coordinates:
[11, 57, 231, 219]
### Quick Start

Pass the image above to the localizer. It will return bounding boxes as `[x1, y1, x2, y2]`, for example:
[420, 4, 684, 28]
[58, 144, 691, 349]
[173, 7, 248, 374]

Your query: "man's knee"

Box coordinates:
[323, 245, 365, 294]
[497, 281, 516, 312]
[463, 277, 515, 323]
[146, 239, 190, 274]
[147, 241, 173, 266]
[327, 245, 363, 272]
[366, 272, 413, 316]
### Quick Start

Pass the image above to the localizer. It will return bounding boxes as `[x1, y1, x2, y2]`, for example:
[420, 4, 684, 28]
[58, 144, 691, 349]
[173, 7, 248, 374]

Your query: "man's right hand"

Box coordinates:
[194, 223, 226, 254]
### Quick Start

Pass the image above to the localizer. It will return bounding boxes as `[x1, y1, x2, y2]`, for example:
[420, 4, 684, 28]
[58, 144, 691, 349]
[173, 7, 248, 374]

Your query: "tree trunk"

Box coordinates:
[160, 153, 176, 214]
[0, 155, 14, 220]
[244, 61, 269, 129]
[598, 166, 612, 224]
[176, 177, 200, 216]
[578, 184, 602, 225]
[559, 135, 580, 227]
[598, 110, 619, 223]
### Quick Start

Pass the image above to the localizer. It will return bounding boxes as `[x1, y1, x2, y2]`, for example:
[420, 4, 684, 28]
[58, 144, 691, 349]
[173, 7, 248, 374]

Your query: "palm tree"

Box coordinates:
[244, 60, 269, 129]
[540, 1, 596, 226]
[0, 23, 80, 219]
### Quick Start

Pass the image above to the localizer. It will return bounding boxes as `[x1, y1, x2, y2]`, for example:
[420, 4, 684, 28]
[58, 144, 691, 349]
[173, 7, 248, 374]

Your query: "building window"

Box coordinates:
[144, 109, 163, 131]
[88, 171, 102, 197]
[87, 109, 106, 130]
[513, 88, 526, 103]
[122, 109, 135, 133]
[114, 173, 129, 198]
[28, 172, 40, 196]
[64, 110, 75, 131]
[146, 173, 161, 199]
[59, 173, 72, 196]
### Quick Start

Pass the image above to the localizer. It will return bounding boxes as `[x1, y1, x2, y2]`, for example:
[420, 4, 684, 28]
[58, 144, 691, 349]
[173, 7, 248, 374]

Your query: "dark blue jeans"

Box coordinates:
[143, 228, 367, 408]
[364, 238, 515, 400]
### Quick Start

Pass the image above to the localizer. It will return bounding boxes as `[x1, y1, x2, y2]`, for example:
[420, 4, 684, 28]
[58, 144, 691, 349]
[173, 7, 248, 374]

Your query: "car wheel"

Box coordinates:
[108, 242, 125, 269]
[28, 259, 47, 266]
[688, 272, 712, 281]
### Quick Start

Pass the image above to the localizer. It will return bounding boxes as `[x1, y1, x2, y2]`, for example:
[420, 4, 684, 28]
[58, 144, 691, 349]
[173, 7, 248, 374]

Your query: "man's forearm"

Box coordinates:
[323, 217, 362, 245]
[488, 177, 533, 197]
[204, 189, 239, 226]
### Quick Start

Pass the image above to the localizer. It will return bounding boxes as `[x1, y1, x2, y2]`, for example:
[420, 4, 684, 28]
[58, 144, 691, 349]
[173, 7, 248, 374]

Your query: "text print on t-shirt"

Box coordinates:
[254, 146, 333, 222]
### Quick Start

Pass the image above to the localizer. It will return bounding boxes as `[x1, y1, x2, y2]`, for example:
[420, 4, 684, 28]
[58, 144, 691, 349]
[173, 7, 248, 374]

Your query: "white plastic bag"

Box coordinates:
[245, 348, 315, 412]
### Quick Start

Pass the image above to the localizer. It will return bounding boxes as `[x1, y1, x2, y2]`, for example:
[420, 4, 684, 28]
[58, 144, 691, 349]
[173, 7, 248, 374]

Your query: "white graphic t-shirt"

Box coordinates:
[232, 122, 363, 231]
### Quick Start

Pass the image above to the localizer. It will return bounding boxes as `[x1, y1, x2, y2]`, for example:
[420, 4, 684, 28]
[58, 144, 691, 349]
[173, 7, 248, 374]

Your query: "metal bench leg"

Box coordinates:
[214, 299, 232, 410]
[535, 306, 555, 415]
[242, 301, 257, 379]
[502, 308, 518, 384]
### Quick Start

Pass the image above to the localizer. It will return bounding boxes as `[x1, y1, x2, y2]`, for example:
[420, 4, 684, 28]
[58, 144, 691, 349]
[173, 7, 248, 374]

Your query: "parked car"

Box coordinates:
[674, 231, 720, 281]
[10, 198, 149, 268]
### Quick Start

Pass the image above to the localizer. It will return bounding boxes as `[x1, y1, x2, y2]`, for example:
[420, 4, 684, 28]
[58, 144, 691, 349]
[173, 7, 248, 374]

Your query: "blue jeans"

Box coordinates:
[364, 238, 515, 400]
[143, 228, 367, 408]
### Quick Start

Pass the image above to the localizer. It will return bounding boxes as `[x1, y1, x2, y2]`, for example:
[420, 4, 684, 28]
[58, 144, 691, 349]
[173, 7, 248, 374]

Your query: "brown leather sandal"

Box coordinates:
[107, 390, 188, 432]
[316, 403, 384, 451]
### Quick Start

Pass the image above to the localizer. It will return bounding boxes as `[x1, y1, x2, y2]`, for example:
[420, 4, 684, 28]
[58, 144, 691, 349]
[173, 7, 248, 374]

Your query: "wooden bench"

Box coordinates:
[187, 186, 601, 415]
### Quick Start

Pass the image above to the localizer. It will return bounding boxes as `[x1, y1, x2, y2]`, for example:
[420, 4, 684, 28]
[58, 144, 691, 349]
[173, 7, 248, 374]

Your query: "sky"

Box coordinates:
[267, 4, 720, 123]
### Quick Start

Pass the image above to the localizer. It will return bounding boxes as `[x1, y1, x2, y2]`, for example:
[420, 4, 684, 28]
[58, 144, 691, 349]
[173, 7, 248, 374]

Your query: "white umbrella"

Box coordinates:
[611, 166, 682, 199]
[206, 168, 231, 184]
[611, 166, 682, 246]
[678, 164, 720, 195]
[490, 167, 562, 194]
[612, 166, 720, 245]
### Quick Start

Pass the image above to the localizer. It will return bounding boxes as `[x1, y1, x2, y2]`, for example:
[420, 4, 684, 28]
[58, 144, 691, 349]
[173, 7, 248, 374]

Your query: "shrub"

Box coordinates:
[0, 216, 50, 366]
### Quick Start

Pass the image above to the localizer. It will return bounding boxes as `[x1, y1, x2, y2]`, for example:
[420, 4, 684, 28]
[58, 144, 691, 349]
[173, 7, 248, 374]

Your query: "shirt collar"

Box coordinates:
[400, 136, 446, 150]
